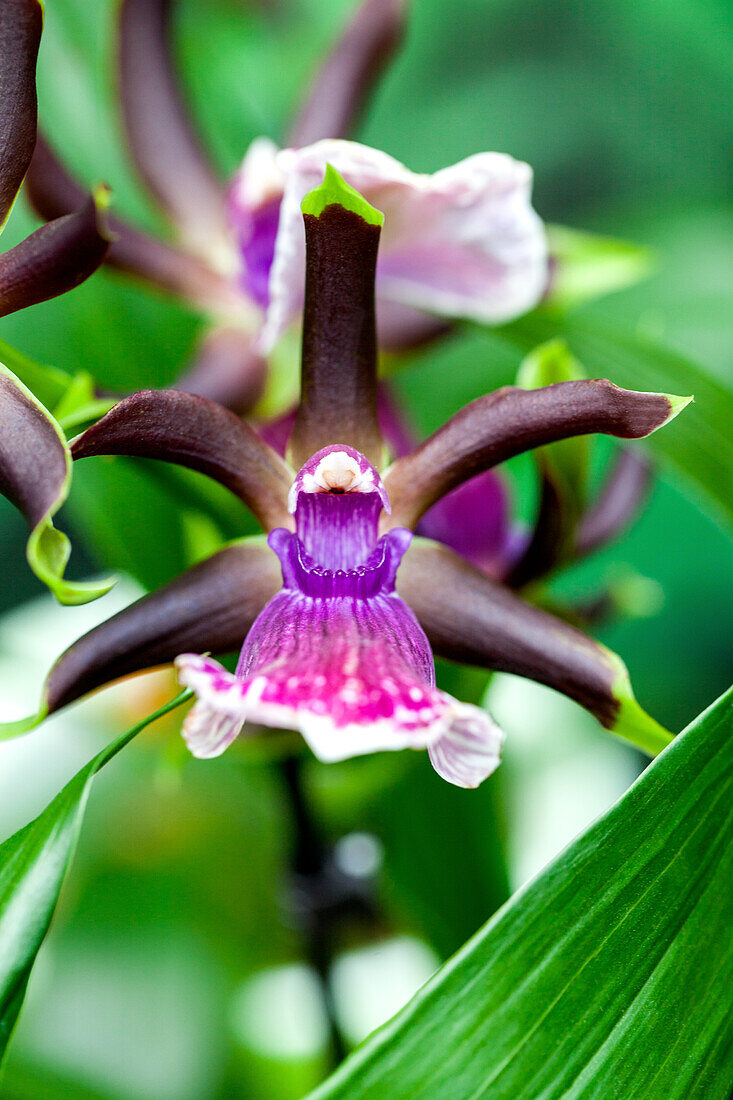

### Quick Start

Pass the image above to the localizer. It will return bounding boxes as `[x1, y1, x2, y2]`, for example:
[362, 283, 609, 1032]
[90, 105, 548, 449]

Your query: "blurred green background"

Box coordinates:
[0, 0, 731, 1096]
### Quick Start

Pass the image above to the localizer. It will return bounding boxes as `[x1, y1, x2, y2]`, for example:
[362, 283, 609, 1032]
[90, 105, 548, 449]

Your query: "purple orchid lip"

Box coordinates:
[175, 445, 504, 788]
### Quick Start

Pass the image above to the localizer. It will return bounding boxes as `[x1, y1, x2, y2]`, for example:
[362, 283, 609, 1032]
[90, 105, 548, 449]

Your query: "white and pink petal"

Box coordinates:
[252, 139, 548, 350]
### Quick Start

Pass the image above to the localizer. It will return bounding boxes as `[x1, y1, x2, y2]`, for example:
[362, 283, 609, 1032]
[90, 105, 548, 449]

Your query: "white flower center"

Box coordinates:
[312, 452, 374, 494]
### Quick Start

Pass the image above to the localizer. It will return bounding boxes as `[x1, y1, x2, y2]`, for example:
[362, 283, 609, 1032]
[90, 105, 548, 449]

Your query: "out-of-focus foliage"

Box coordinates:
[0, 1, 731, 1097]
[0, 692, 190, 1062]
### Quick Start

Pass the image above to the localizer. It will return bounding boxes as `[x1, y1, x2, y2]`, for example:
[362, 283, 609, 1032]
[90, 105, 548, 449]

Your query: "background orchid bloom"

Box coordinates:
[231, 138, 548, 353]
[3, 171, 689, 774]
[0, 0, 110, 321]
[0, 0, 112, 604]
[23, 0, 546, 414]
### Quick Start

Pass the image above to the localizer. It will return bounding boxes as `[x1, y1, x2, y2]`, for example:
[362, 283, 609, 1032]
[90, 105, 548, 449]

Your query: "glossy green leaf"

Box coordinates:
[0, 338, 71, 411]
[501, 314, 733, 529]
[308, 686, 733, 1100]
[0, 340, 115, 433]
[0, 690, 192, 1067]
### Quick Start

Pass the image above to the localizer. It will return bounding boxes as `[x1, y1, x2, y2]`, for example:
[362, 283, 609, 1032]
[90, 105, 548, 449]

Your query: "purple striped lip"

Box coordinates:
[175, 445, 504, 787]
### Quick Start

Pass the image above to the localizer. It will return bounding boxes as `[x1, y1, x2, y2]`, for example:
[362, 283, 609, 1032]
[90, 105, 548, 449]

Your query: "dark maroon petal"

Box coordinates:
[0, 193, 111, 317]
[505, 475, 569, 588]
[289, 0, 409, 146]
[25, 133, 240, 313]
[289, 202, 383, 468]
[377, 383, 416, 459]
[44, 540, 282, 714]
[376, 299, 453, 352]
[173, 326, 267, 414]
[397, 539, 625, 728]
[0, 365, 67, 537]
[384, 381, 686, 529]
[0, 365, 112, 604]
[0, 0, 42, 228]
[71, 390, 293, 531]
[258, 407, 297, 457]
[576, 448, 653, 556]
[117, 0, 229, 256]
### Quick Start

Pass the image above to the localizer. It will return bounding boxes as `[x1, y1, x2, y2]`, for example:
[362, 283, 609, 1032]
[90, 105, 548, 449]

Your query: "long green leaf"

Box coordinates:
[501, 315, 733, 529]
[0, 690, 191, 1066]
[308, 686, 733, 1100]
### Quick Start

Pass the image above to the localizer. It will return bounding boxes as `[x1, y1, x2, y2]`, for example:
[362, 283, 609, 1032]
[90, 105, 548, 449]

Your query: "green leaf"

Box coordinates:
[0, 338, 71, 411]
[308, 686, 733, 1100]
[500, 314, 733, 530]
[301, 164, 384, 226]
[0, 690, 192, 1067]
[544, 224, 655, 311]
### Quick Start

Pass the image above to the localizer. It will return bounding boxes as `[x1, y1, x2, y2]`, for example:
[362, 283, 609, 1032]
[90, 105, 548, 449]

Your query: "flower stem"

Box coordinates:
[281, 755, 348, 1068]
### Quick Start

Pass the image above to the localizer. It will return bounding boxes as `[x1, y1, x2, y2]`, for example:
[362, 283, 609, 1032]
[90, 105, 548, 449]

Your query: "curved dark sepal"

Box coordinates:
[173, 326, 267, 414]
[0, 364, 114, 605]
[398, 538, 671, 755]
[24, 133, 239, 313]
[118, 0, 229, 258]
[384, 380, 690, 529]
[289, 168, 384, 469]
[508, 338, 589, 586]
[71, 389, 293, 531]
[0, 191, 111, 317]
[376, 299, 452, 352]
[576, 448, 653, 556]
[0, 0, 43, 230]
[289, 0, 409, 146]
[16, 538, 282, 727]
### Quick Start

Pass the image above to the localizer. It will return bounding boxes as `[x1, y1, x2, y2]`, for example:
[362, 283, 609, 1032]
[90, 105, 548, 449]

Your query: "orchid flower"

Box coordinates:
[0, 0, 112, 604]
[24, 0, 547, 412]
[4, 169, 689, 786]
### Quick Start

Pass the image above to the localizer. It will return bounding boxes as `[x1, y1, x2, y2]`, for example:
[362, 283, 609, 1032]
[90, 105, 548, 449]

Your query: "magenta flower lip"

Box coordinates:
[175, 443, 504, 787]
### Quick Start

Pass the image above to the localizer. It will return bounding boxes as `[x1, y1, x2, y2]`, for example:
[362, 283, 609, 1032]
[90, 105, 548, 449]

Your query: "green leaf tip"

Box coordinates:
[665, 393, 694, 422]
[301, 165, 384, 227]
[609, 660, 674, 756]
[27, 519, 116, 606]
[0, 703, 48, 742]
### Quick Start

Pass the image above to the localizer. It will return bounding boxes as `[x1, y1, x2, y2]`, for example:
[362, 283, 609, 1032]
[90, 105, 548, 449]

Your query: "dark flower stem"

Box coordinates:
[281, 755, 348, 1068]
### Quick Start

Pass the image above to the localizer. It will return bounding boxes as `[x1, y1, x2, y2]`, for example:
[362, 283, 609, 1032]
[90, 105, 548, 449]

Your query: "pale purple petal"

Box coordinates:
[227, 138, 284, 309]
[257, 139, 548, 351]
[428, 707, 504, 789]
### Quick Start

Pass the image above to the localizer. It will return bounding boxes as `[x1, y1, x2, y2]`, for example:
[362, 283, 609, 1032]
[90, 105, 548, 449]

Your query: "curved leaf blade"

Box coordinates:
[0, 364, 114, 605]
[308, 686, 733, 1100]
[0, 690, 191, 1065]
